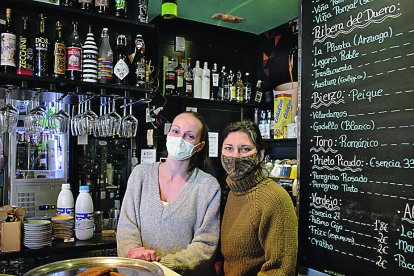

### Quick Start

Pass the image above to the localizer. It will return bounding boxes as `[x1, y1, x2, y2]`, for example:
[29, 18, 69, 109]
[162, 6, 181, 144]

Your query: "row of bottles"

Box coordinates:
[60, 0, 129, 19]
[253, 108, 274, 139]
[16, 132, 63, 173]
[0, 9, 150, 87]
[164, 56, 263, 104]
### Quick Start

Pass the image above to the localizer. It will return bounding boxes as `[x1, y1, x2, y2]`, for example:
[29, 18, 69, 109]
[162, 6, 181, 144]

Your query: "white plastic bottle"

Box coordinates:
[193, 60, 202, 98]
[57, 183, 74, 216]
[75, 186, 94, 240]
[201, 61, 210, 99]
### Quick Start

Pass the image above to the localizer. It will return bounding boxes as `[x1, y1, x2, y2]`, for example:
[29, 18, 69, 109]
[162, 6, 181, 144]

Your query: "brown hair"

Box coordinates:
[180, 111, 212, 173]
[222, 120, 267, 156]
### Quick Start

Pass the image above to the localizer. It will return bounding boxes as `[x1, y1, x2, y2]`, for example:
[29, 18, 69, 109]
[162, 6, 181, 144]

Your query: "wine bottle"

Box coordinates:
[52, 21, 67, 79]
[184, 57, 193, 97]
[79, 0, 93, 11]
[210, 63, 219, 100]
[192, 60, 202, 98]
[113, 34, 130, 85]
[131, 34, 145, 87]
[164, 56, 175, 95]
[16, 17, 34, 76]
[201, 62, 210, 99]
[67, 21, 82, 80]
[97, 28, 113, 83]
[95, 0, 109, 14]
[114, 0, 127, 18]
[61, 0, 78, 8]
[228, 70, 236, 101]
[0, 8, 17, 74]
[34, 14, 50, 77]
[174, 55, 185, 96]
[244, 72, 252, 103]
[235, 70, 244, 103]
[82, 26, 98, 82]
[218, 66, 227, 101]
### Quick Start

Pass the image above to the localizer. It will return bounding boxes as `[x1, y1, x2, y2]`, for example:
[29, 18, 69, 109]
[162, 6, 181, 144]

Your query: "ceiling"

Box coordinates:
[148, 0, 299, 34]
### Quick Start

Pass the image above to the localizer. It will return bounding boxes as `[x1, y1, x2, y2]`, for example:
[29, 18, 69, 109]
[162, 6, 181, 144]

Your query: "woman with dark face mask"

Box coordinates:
[117, 111, 221, 276]
[220, 120, 298, 276]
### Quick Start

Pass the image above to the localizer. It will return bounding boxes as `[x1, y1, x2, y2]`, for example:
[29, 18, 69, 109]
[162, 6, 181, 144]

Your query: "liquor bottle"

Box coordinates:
[113, 34, 130, 85]
[37, 133, 48, 170]
[34, 14, 50, 78]
[114, 0, 127, 18]
[61, 0, 78, 8]
[1, 8, 17, 74]
[210, 63, 219, 100]
[174, 56, 185, 96]
[67, 21, 82, 80]
[253, 108, 260, 126]
[16, 17, 34, 76]
[254, 80, 263, 104]
[29, 135, 38, 170]
[99, 176, 106, 200]
[95, 0, 109, 14]
[131, 34, 146, 87]
[16, 133, 28, 170]
[244, 72, 252, 103]
[267, 109, 274, 139]
[228, 70, 236, 101]
[97, 28, 113, 83]
[192, 60, 202, 98]
[52, 21, 66, 78]
[82, 26, 98, 82]
[201, 62, 210, 99]
[114, 176, 121, 210]
[218, 66, 227, 101]
[184, 57, 193, 97]
[235, 70, 244, 103]
[79, 0, 93, 11]
[164, 56, 175, 95]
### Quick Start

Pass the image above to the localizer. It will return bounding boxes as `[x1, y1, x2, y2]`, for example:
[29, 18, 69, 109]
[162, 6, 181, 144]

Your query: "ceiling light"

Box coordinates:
[162, 0, 178, 20]
[211, 13, 244, 23]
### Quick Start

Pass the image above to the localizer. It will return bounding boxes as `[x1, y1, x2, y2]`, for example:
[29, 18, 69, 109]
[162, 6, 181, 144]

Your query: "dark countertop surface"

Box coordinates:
[0, 234, 116, 261]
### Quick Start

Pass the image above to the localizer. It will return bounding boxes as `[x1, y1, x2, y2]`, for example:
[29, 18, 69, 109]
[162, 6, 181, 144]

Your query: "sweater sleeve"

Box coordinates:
[257, 182, 298, 276]
[116, 166, 144, 257]
[160, 183, 221, 274]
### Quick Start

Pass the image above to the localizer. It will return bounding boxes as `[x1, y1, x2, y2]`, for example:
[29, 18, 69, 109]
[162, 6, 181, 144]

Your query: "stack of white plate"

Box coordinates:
[51, 215, 74, 239]
[23, 220, 52, 249]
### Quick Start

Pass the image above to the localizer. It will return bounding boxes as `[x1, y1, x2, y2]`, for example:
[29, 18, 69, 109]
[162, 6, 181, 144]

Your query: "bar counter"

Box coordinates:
[0, 234, 116, 261]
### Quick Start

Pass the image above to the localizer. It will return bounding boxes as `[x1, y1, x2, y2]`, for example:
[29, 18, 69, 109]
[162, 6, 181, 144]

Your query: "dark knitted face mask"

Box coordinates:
[221, 153, 260, 181]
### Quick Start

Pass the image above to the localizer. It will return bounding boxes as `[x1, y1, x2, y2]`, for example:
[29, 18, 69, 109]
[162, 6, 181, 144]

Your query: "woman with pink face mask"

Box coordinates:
[117, 111, 221, 276]
[220, 120, 298, 276]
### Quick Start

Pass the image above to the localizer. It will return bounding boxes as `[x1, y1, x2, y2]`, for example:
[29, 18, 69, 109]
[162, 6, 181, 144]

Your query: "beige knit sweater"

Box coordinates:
[220, 174, 298, 276]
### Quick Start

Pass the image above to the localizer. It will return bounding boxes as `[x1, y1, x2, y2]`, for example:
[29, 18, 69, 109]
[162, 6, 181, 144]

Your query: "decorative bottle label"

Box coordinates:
[1, 33, 17, 66]
[114, 59, 129, 80]
[67, 46, 81, 71]
[54, 42, 66, 74]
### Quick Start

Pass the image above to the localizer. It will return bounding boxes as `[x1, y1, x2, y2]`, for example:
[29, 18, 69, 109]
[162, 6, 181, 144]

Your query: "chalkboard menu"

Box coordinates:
[299, 0, 414, 275]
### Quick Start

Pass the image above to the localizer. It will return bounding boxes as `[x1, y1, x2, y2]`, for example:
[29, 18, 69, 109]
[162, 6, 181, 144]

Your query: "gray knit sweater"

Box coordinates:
[116, 162, 221, 275]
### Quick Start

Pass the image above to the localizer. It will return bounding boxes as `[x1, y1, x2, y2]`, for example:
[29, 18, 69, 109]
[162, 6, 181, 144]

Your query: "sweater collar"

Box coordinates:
[225, 170, 266, 194]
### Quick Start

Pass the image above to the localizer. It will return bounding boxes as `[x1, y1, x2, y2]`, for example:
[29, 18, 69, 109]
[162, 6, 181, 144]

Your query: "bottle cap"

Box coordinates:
[62, 183, 71, 189]
[80, 186, 90, 191]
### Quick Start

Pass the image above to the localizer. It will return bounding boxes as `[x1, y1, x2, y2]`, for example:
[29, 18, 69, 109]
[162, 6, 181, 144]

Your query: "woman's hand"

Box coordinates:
[126, 246, 161, 262]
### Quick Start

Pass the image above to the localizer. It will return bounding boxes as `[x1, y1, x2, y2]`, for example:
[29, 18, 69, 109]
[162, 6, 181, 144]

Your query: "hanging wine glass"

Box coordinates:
[24, 92, 47, 135]
[49, 99, 70, 134]
[0, 86, 19, 134]
[120, 99, 138, 138]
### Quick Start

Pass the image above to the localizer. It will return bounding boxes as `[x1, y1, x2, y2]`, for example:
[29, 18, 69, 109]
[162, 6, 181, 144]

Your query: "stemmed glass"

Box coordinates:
[49, 99, 70, 135]
[120, 99, 138, 138]
[24, 92, 47, 135]
[81, 96, 98, 135]
[105, 97, 122, 137]
[0, 86, 19, 134]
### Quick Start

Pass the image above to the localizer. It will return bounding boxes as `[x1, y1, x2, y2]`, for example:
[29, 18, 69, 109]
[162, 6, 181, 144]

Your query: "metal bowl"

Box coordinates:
[24, 257, 165, 276]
